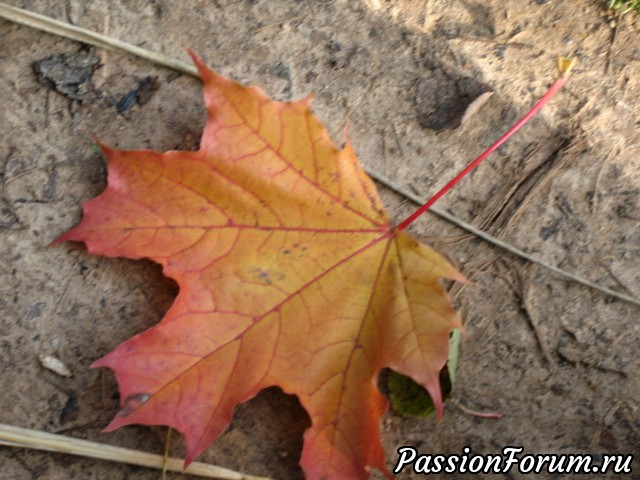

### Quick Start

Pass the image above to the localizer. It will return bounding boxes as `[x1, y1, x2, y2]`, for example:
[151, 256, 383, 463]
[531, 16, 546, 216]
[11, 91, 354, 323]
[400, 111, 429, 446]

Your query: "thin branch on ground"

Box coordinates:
[0, 3, 198, 76]
[369, 170, 640, 307]
[0, 423, 270, 480]
[450, 399, 502, 419]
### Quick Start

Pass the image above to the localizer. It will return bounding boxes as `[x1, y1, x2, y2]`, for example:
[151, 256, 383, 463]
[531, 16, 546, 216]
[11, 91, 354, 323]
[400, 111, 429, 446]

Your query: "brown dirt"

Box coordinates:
[1, 1, 638, 479]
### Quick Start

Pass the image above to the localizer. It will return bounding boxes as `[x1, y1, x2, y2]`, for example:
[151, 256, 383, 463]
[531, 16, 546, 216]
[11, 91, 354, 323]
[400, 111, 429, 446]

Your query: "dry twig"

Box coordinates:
[0, 423, 270, 479]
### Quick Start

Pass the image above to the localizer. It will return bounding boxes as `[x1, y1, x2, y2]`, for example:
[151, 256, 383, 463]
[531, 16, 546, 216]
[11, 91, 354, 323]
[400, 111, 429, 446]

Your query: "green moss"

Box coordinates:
[387, 367, 452, 418]
[608, 0, 640, 15]
[387, 329, 460, 418]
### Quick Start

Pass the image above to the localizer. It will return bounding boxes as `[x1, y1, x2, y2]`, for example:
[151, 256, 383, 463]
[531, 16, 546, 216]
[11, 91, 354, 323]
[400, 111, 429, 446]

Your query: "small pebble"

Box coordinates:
[39, 354, 72, 377]
[117, 89, 138, 114]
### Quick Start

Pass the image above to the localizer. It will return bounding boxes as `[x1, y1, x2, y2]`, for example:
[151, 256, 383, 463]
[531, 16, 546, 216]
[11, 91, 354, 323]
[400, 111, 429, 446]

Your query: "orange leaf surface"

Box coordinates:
[57, 52, 465, 479]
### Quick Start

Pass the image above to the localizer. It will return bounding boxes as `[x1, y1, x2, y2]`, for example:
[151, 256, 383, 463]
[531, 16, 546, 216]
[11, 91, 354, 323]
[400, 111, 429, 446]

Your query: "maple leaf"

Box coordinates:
[57, 52, 465, 479]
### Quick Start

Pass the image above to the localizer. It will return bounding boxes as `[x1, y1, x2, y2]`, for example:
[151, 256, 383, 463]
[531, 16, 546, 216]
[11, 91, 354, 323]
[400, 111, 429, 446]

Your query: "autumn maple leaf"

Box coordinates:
[57, 52, 465, 479]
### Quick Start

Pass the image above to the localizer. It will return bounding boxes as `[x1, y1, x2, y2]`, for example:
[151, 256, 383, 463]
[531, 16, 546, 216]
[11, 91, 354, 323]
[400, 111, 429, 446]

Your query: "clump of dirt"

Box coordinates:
[33, 50, 100, 103]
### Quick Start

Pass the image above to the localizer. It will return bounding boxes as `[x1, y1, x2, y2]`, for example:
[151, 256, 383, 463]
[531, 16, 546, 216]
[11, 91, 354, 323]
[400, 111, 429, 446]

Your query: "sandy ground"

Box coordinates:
[1, 1, 639, 479]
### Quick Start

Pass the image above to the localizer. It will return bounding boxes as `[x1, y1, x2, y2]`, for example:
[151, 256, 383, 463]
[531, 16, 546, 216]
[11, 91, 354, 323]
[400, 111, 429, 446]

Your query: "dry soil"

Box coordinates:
[1, 1, 639, 479]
